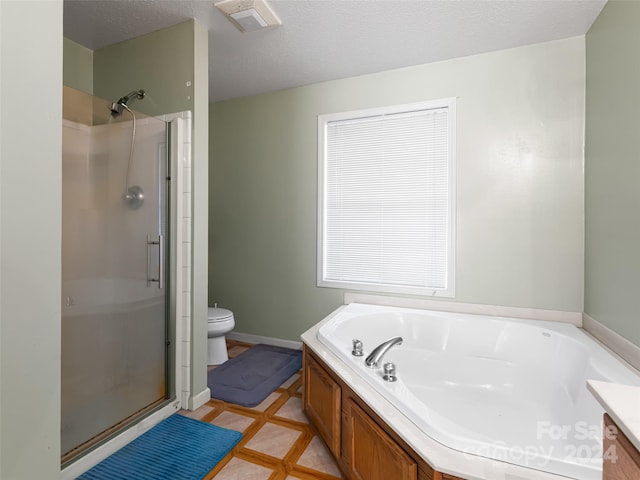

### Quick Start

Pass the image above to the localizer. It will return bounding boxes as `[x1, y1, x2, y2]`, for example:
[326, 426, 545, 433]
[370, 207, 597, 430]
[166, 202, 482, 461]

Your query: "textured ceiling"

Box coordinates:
[63, 0, 607, 102]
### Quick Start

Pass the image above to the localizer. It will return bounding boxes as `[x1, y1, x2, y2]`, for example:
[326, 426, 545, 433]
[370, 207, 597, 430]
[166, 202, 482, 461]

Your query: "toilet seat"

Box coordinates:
[208, 307, 233, 323]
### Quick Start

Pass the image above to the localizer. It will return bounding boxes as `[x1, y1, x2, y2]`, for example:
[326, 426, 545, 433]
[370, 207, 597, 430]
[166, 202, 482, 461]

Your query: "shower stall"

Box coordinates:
[61, 86, 172, 462]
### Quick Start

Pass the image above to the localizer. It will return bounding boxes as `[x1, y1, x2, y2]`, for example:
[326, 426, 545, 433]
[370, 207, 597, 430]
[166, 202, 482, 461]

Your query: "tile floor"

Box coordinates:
[178, 341, 345, 480]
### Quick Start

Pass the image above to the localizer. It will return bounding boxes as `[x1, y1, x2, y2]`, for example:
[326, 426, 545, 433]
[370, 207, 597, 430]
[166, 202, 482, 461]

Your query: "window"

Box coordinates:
[317, 99, 456, 297]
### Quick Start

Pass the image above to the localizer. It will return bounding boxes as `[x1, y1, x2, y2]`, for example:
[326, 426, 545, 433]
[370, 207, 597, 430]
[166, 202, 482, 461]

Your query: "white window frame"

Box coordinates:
[317, 99, 456, 297]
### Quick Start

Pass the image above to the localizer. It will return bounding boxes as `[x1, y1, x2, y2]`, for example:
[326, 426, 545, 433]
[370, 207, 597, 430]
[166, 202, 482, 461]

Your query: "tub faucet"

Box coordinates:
[365, 336, 403, 368]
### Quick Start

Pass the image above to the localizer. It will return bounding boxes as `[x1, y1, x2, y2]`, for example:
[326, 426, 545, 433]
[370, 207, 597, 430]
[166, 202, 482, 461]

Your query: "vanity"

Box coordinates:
[588, 381, 640, 479]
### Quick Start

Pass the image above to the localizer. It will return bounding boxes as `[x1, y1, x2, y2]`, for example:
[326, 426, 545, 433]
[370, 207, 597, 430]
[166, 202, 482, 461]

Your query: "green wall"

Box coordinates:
[63, 37, 93, 94]
[65, 20, 210, 404]
[1, 1, 63, 477]
[93, 21, 195, 117]
[209, 37, 586, 342]
[585, 0, 640, 347]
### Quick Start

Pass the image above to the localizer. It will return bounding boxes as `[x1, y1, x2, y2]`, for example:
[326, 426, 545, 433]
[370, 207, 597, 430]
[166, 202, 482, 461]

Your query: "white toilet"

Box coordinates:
[207, 305, 235, 365]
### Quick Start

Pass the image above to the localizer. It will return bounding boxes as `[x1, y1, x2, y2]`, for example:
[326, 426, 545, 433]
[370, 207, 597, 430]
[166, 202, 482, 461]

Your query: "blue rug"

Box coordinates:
[208, 343, 302, 407]
[77, 414, 242, 480]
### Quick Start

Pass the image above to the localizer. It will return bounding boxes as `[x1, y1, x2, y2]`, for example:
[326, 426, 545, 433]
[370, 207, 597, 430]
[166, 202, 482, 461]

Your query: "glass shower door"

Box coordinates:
[61, 87, 169, 460]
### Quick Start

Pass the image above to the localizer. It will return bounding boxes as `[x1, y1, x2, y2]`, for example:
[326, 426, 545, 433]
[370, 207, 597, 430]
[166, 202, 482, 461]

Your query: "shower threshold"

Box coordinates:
[61, 397, 170, 468]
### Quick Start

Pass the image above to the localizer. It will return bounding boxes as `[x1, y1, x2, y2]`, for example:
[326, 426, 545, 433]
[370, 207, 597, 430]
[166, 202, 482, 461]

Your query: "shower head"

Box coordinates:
[109, 89, 146, 117]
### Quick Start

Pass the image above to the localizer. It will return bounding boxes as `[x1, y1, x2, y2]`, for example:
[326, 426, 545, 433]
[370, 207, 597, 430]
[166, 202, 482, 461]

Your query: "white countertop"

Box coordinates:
[587, 380, 640, 453]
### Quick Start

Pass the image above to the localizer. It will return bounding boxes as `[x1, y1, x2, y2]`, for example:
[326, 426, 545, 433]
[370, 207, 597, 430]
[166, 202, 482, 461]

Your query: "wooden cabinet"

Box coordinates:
[603, 414, 640, 480]
[303, 345, 464, 480]
[347, 399, 418, 480]
[303, 349, 342, 458]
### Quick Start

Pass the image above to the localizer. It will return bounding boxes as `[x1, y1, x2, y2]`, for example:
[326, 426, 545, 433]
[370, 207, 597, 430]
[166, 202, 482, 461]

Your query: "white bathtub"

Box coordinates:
[315, 303, 640, 480]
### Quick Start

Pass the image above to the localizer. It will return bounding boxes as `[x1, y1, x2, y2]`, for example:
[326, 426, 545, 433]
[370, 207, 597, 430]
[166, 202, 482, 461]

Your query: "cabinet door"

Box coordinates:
[603, 414, 640, 480]
[303, 351, 341, 458]
[348, 399, 418, 480]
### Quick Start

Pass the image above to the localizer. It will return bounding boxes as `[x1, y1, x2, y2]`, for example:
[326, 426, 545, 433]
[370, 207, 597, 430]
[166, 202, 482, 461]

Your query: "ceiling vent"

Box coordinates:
[214, 0, 281, 32]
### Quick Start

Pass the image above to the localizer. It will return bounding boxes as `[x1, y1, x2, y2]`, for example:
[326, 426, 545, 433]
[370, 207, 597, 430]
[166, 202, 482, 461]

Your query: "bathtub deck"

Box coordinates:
[179, 340, 344, 479]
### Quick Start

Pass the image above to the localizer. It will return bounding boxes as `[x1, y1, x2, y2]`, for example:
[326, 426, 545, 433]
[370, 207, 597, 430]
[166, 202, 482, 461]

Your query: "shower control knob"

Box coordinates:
[352, 339, 364, 357]
[383, 362, 397, 382]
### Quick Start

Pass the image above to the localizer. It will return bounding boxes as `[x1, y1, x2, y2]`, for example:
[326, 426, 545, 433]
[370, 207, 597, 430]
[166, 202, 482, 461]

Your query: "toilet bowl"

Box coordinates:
[207, 306, 235, 365]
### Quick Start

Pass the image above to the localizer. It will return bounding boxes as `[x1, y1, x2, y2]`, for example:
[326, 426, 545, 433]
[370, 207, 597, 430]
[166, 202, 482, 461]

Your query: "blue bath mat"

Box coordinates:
[208, 343, 302, 407]
[77, 414, 242, 480]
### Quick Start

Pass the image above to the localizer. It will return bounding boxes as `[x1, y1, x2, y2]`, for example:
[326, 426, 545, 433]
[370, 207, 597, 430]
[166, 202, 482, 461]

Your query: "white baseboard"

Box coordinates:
[227, 331, 302, 350]
[583, 313, 640, 373]
[190, 387, 211, 411]
[344, 292, 583, 326]
[61, 399, 181, 479]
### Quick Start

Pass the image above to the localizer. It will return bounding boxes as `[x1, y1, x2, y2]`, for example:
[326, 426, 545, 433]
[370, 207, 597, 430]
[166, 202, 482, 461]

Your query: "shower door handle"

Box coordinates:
[157, 234, 164, 290]
[147, 234, 164, 289]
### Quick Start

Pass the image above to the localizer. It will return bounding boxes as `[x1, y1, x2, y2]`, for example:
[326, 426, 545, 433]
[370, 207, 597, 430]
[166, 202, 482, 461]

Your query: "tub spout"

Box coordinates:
[365, 336, 403, 368]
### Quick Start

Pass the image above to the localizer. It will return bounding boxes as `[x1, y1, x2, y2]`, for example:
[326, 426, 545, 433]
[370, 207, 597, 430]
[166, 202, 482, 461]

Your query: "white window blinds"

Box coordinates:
[318, 100, 455, 296]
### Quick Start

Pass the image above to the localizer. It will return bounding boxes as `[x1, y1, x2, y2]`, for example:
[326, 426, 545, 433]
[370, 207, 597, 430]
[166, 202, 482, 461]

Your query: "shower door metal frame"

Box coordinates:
[61, 93, 174, 466]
